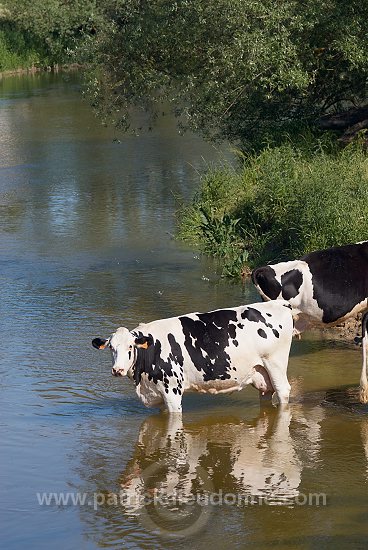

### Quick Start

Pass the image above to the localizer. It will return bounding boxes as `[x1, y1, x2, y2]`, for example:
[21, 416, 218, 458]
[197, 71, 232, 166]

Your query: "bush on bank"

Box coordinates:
[0, 1, 98, 72]
[178, 134, 368, 278]
[0, 21, 45, 71]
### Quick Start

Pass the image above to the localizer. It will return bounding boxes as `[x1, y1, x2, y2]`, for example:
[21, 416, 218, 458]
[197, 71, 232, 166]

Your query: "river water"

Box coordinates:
[1, 73, 368, 550]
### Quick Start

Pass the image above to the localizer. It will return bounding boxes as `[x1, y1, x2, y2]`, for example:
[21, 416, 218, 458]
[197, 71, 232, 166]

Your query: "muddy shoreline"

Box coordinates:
[0, 63, 83, 78]
[314, 313, 362, 342]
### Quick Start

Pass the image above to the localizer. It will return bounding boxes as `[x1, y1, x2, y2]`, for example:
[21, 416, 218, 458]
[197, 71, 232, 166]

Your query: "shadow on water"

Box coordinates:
[323, 385, 368, 414]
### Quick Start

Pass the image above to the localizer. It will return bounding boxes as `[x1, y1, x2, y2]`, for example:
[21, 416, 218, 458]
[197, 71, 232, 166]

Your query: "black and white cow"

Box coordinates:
[251, 241, 368, 402]
[92, 301, 294, 413]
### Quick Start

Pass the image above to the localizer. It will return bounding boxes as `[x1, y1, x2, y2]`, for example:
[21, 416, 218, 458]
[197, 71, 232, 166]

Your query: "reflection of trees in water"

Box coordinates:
[1, 76, 218, 252]
[0, 197, 26, 233]
[0, 73, 235, 322]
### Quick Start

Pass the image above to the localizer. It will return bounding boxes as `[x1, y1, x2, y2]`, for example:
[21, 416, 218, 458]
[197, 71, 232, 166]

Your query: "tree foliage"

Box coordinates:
[2, 0, 99, 64]
[87, 0, 368, 146]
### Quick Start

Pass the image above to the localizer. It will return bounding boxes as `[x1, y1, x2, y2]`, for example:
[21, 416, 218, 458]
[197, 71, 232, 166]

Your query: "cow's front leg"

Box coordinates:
[162, 399, 182, 414]
[161, 391, 183, 414]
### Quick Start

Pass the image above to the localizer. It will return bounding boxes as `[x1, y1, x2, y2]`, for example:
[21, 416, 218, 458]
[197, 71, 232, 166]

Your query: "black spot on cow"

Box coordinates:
[241, 307, 267, 324]
[302, 242, 368, 323]
[281, 269, 303, 300]
[237, 323, 244, 329]
[241, 307, 275, 331]
[135, 334, 154, 347]
[257, 328, 267, 338]
[179, 309, 237, 382]
[272, 329, 279, 338]
[251, 266, 282, 300]
[167, 333, 184, 367]
[233, 339, 239, 347]
[132, 332, 184, 386]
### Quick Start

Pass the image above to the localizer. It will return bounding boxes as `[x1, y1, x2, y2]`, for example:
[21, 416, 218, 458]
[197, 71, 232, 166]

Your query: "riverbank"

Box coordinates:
[0, 62, 83, 78]
[314, 314, 362, 342]
[0, 3, 94, 73]
[178, 133, 368, 278]
[0, 18, 43, 72]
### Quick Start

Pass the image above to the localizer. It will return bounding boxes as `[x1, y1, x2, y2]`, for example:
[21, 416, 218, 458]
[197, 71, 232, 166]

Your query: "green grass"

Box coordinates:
[178, 132, 368, 277]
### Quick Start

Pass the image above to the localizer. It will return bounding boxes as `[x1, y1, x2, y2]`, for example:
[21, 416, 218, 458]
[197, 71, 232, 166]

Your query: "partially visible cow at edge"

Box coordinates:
[251, 241, 368, 403]
[92, 301, 294, 413]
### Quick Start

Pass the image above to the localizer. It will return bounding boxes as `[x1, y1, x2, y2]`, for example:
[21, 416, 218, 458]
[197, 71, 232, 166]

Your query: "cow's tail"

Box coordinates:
[359, 312, 368, 404]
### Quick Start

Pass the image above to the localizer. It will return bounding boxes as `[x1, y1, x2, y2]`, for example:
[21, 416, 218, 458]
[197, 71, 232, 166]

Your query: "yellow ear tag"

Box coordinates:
[141, 341, 149, 349]
[99, 344, 106, 349]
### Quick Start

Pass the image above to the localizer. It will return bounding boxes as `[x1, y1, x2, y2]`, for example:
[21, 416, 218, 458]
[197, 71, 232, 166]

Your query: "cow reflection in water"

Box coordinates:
[119, 406, 325, 515]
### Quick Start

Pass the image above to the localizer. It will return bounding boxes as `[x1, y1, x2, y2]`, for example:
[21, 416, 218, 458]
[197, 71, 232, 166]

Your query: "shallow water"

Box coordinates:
[1, 73, 368, 550]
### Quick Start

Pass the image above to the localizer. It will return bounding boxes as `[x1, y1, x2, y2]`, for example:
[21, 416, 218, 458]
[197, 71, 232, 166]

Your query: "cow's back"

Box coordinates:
[134, 302, 293, 384]
[302, 241, 368, 323]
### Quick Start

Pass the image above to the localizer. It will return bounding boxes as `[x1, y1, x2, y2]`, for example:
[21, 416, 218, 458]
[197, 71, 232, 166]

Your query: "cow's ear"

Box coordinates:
[134, 335, 154, 349]
[92, 337, 109, 350]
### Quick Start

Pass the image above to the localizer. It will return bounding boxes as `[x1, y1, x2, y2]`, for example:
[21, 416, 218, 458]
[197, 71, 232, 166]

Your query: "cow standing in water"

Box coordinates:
[92, 300, 294, 413]
[251, 241, 368, 403]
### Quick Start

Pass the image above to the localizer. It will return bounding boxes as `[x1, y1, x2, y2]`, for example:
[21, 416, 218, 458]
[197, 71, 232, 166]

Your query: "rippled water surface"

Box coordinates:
[1, 73, 368, 550]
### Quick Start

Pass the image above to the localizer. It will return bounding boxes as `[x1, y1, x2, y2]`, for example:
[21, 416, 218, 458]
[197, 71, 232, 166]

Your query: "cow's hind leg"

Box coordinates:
[262, 358, 291, 405]
[359, 312, 368, 404]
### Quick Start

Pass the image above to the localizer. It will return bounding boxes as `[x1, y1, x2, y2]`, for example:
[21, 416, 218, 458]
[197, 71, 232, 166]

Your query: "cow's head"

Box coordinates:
[92, 327, 153, 377]
[251, 261, 306, 307]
